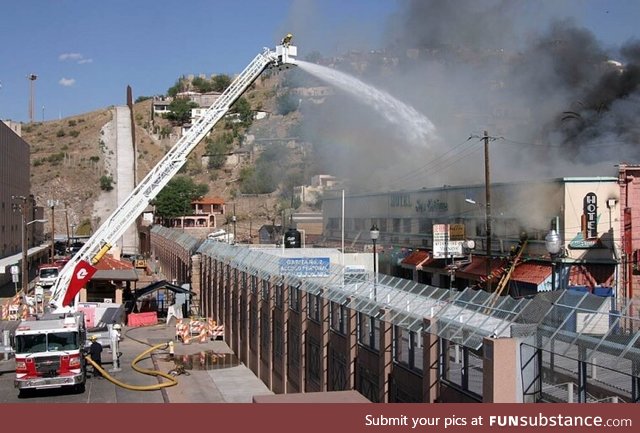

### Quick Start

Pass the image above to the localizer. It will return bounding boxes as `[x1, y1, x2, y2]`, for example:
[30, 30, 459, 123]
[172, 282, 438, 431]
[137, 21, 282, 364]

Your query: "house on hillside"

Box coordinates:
[294, 174, 340, 206]
[152, 96, 173, 116]
[168, 196, 226, 230]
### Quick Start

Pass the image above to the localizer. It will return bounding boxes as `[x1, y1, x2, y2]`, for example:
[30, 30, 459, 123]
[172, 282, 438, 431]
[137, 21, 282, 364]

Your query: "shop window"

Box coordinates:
[330, 301, 347, 335]
[358, 313, 380, 352]
[289, 286, 300, 311]
[275, 284, 284, 309]
[308, 293, 321, 322]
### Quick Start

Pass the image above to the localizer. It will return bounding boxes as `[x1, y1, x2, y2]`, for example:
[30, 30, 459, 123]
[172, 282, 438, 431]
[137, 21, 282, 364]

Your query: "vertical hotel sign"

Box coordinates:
[583, 192, 597, 239]
[570, 192, 602, 249]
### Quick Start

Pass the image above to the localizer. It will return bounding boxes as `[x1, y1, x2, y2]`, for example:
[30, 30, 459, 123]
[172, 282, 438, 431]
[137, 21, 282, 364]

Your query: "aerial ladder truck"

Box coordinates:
[12, 37, 297, 395]
[49, 38, 297, 312]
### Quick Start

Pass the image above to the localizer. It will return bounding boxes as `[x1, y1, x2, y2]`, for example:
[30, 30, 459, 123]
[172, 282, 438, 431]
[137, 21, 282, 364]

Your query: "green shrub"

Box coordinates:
[100, 175, 114, 191]
[47, 152, 65, 165]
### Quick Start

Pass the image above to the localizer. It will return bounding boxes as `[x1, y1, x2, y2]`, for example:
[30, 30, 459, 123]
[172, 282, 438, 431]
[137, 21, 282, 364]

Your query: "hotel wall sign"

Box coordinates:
[390, 193, 411, 208]
[569, 192, 603, 249]
[583, 192, 597, 239]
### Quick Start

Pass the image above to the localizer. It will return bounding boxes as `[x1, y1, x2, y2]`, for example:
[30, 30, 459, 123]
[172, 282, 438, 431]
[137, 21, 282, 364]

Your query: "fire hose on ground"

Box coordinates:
[85, 342, 178, 391]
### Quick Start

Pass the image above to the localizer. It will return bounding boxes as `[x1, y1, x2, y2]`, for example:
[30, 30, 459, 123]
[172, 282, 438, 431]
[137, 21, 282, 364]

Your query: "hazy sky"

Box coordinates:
[0, 0, 638, 123]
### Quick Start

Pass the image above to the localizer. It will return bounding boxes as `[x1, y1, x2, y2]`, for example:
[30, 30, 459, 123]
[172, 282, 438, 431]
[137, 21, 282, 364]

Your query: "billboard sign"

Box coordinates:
[433, 224, 465, 258]
[279, 257, 331, 278]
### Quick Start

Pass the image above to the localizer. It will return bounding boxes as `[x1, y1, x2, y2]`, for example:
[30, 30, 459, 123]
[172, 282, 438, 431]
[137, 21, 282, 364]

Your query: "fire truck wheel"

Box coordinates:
[74, 382, 86, 394]
[18, 389, 33, 399]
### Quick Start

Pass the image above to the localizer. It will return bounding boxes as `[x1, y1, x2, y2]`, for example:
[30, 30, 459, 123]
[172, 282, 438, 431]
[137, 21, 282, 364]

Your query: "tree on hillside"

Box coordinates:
[239, 144, 295, 195]
[153, 176, 209, 224]
[205, 136, 233, 169]
[165, 98, 199, 124]
[191, 76, 214, 93]
[239, 165, 277, 194]
[212, 74, 232, 92]
[231, 97, 253, 127]
[167, 77, 189, 97]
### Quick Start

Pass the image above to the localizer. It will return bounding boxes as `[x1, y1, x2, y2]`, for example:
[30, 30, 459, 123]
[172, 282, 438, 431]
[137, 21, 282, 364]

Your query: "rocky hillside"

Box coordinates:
[23, 71, 307, 243]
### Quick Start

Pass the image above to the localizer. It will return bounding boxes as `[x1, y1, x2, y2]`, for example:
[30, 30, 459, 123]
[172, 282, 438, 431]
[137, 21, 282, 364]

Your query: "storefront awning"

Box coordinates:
[455, 256, 508, 280]
[399, 250, 433, 270]
[569, 263, 616, 289]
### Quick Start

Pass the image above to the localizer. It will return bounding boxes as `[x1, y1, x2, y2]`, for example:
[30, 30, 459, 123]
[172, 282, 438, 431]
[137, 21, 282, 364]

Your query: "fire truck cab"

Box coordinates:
[13, 312, 87, 395]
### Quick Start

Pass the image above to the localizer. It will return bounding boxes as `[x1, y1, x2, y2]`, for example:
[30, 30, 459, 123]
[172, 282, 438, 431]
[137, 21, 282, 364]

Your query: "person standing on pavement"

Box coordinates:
[88, 335, 103, 377]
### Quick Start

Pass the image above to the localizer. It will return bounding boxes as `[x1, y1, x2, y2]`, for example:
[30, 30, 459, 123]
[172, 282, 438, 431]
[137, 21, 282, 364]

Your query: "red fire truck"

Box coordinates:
[13, 312, 87, 395]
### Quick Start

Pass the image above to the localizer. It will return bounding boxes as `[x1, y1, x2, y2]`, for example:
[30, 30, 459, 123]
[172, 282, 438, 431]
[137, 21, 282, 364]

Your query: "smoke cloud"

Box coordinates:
[280, 0, 640, 193]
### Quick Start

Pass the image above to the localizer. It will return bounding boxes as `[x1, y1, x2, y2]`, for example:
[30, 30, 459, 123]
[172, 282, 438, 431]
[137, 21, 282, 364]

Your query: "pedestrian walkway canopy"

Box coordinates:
[134, 280, 193, 300]
[197, 241, 640, 376]
[0, 244, 49, 273]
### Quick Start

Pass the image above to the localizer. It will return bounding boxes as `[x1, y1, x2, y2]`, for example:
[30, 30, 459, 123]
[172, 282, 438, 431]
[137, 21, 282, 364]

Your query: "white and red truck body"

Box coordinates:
[13, 312, 87, 393]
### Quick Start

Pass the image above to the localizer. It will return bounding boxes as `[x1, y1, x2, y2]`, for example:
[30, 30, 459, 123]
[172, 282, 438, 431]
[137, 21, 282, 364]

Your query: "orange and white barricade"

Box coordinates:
[192, 319, 208, 343]
[3, 294, 22, 321]
[183, 319, 203, 344]
[175, 319, 190, 343]
[208, 319, 225, 340]
[197, 325, 208, 343]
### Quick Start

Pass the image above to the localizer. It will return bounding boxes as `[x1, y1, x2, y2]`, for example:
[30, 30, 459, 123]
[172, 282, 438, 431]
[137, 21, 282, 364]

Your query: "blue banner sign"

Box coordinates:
[279, 257, 330, 277]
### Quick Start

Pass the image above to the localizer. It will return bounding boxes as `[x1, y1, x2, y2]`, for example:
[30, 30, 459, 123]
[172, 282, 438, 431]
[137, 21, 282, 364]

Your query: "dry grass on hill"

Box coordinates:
[24, 74, 301, 242]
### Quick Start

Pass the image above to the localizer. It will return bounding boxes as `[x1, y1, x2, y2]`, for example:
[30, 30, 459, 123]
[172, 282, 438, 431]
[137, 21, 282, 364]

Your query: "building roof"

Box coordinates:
[193, 197, 225, 205]
[510, 261, 551, 285]
[92, 255, 138, 281]
[134, 280, 193, 300]
[455, 256, 508, 279]
[400, 250, 432, 269]
[94, 255, 134, 271]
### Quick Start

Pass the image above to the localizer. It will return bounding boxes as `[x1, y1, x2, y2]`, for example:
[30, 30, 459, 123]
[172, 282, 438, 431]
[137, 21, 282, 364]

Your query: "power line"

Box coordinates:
[501, 137, 628, 149]
[383, 136, 481, 190]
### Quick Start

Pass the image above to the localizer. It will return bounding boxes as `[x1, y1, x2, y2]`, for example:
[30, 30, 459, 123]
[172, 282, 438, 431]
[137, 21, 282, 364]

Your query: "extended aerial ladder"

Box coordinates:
[48, 39, 298, 311]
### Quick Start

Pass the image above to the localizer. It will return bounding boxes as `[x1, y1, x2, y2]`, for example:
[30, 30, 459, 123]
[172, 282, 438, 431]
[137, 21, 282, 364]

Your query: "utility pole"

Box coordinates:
[232, 203, 237, 244]
[12, 195, 28, 294]
[27, 74, 37, 123]
[484, 130, 492, 293]
[65, 202, 70, 252]
[48, 199, 59, 259]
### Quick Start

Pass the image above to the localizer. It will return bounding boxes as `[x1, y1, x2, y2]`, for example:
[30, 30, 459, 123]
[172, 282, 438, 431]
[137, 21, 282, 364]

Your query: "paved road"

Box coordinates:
[0, 322, 272, 403]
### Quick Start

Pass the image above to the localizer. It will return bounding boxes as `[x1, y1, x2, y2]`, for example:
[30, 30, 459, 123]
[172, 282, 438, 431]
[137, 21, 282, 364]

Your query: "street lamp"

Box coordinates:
[370, 224, 379, 301]
[545, 221, 562, 291]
